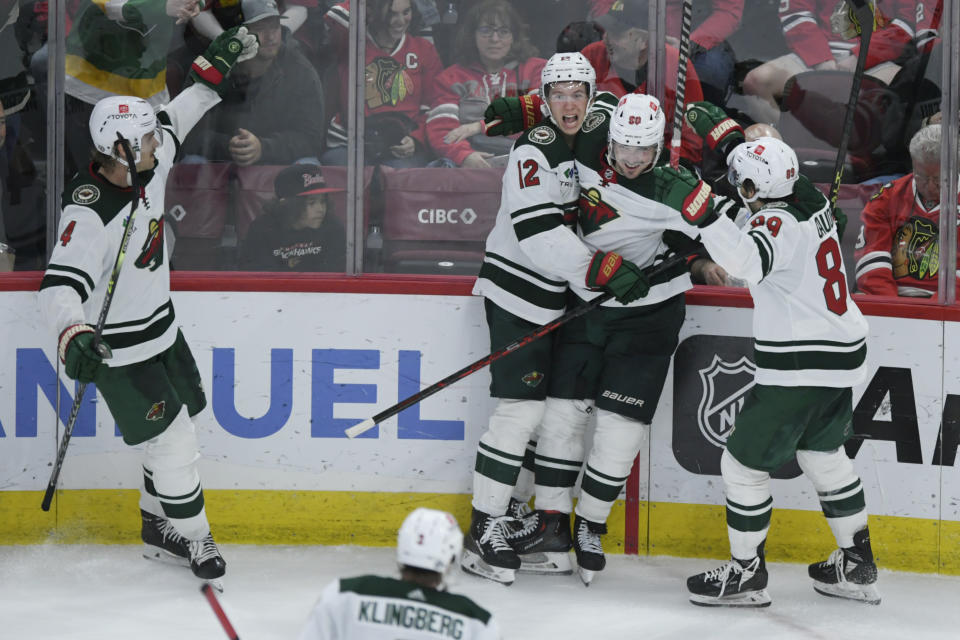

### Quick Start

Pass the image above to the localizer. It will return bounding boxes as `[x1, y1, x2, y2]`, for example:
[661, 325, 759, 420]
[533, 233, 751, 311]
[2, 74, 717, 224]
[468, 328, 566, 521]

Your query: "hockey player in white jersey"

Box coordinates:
[668, 136, 878, 607]
[464, 52, 652, 586]
[298, 508, 501, 640]
[37, 26, 258, 586]
[488, 92, 724, 585]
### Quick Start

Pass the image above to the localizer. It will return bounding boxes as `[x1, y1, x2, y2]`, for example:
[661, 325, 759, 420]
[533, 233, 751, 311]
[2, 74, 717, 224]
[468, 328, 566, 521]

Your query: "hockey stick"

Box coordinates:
[668, 0, 694, 169]
[345, 248, 704, 438]
[827, 0, 875, 216]
[202, 583, 241, 640]
[41, 135, 141, 512]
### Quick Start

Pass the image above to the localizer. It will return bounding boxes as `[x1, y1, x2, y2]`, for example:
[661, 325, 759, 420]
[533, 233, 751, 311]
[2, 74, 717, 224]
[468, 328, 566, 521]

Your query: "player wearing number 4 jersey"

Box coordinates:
[37, 26, 259, 589]
[673, 104, 877, 607]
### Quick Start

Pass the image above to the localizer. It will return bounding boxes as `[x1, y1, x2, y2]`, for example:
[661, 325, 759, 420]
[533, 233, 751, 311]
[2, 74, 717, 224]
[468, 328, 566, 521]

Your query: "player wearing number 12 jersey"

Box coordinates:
[667, 133, 878, 608]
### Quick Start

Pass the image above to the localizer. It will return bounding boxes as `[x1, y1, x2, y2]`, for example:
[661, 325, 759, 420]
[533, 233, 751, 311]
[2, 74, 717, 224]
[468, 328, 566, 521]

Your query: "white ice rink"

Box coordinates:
[3, 543, 958, 639]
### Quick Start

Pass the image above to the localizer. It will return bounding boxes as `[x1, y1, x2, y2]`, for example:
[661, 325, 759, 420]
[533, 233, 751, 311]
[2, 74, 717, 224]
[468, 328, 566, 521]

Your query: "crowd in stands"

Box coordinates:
[0, 0, 953, 299]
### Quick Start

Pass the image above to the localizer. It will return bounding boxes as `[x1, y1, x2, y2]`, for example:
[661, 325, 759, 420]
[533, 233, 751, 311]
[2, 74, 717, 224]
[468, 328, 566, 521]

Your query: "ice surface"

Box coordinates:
[2, 544, 957, 639]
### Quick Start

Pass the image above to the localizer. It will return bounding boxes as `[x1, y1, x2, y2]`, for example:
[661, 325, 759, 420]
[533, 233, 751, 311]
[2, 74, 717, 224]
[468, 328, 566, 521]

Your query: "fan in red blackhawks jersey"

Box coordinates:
[484, 89, 726, 585]
[855, 123, 959, 298]
[37, 26, 258, 589]
[668, 130, 878, 608]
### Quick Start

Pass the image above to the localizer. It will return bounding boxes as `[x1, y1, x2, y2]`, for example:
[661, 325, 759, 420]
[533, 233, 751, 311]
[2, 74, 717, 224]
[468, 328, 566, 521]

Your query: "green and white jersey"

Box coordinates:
[571, 92, 700, 307]
[699, 192, 868, 387]
[298, 575, 500, 640]
[473, 121, 591, 324]
[38, 85, 221, 367]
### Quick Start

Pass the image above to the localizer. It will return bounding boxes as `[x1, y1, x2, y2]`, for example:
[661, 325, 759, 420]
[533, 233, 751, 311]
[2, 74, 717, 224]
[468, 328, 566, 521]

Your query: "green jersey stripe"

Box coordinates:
[749, 231, 774, 277]
[484, 251, 566, 288]
[101, 308, 176, 349]
[44, 263, 96, 291]
[513, 213, 563, 242]
[753, 344, 867, 371]
[39, 274, 90, 303]
[478, 264, 567, 311]
[104, 300, 173, 330]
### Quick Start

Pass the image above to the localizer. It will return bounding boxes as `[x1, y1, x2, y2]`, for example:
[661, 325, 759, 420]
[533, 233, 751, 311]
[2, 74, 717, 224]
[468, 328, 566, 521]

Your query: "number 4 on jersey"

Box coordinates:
[60, 220, 77, 247]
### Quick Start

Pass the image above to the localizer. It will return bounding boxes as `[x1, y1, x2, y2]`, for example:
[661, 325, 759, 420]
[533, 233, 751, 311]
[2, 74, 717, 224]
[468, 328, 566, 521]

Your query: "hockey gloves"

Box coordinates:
[656, 166, 717, 228]
[190, 26, 259, 95]
[684, 102, 744, 156]
[59, 324, 112, 383]
[586, 251, 650, 304]
[484, 95, 543, 137]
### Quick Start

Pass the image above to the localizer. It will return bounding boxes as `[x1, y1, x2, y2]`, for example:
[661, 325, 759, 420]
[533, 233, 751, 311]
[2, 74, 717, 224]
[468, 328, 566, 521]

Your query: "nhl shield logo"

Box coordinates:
[696, 354, 756, 447]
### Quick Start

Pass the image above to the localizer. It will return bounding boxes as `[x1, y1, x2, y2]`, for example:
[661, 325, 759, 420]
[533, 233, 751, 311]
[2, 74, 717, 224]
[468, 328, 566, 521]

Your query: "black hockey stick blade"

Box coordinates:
[345, 248, 705, 438]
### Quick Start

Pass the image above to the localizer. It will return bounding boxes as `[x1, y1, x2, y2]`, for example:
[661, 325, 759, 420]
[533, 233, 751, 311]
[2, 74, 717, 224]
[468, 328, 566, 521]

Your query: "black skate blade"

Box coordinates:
[142, 544, 189, 568]
[518, 551, 573, 575]
[813, 582, 880, 605]
[460, 550, 516, 586]
[688, 589, 772, 608]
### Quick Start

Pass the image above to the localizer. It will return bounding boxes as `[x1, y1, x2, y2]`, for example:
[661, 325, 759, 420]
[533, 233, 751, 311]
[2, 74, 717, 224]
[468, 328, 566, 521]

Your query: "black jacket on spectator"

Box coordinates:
[181, 34, 325, 164]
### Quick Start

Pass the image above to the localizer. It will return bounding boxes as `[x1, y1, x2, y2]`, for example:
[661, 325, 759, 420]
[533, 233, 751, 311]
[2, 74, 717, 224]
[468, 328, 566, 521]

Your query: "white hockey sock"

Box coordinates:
[797, 448, 867, 548]
[575, 410, 646, 524]
[534, 398, 593, 512]
[473, 399, 544, 516]
[144, 406, 210, 540]
[722, 449, 772, 560]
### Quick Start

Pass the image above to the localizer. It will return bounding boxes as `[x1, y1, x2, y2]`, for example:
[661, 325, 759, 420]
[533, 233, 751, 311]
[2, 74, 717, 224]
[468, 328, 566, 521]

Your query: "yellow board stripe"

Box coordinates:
[3, 490, 957, 575]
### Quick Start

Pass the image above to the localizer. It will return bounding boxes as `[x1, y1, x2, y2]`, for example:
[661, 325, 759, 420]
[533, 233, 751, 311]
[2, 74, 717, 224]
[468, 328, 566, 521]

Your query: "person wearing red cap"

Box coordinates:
[239, 164, 347, 271]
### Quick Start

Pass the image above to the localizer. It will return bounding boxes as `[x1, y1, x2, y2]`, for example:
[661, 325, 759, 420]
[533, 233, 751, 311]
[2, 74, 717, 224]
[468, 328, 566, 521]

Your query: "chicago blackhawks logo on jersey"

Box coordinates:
[365, 57, 413, 108]
[696, 355, 756, 448]
[892, 217, 939, 280]
[135, 217, 165, 271]
[578, 187, 620, 234]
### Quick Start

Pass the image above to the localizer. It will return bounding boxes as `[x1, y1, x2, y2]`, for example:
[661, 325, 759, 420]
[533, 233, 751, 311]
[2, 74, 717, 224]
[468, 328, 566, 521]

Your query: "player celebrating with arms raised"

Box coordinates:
[38, 26, 258, 587]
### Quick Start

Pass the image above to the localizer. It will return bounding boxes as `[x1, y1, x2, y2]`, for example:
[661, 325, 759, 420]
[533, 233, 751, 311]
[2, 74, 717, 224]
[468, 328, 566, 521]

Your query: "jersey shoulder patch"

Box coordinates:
[515, 125, 571, 167]
[62, 175, 133, 226]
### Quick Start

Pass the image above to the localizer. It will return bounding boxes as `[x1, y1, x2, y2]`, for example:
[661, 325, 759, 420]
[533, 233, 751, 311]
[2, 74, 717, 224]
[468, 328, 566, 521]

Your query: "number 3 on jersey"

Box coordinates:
[517, 159, 540, 188]
[816, 237, 848, 315]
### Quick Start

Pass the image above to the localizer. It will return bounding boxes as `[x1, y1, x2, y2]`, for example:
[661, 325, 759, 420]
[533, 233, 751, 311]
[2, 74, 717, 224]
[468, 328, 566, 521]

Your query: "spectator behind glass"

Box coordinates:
[740, 0, 917, 126]
[855, 124, 959, 298]
[239, 164, 346, 271]
[322, 0, 443, 167]
[426, 0, 545, 168]
[589, 0, 743, 108]
[62, 0, 202, 178]
[582, 0, 704, 167]
[179, 0, 326, 165]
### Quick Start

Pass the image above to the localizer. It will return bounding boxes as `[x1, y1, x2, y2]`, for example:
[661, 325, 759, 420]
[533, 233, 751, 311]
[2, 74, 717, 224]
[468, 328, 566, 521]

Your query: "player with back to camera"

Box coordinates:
[38, 26, 259, 587]
[298, 507, 501, 639]
[665, 109, 877, 606]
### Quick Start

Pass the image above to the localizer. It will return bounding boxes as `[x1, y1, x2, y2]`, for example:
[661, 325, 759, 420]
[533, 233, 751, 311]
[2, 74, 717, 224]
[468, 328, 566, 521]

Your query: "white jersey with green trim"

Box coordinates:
[37, 84, 221, 367]
[698, 196, 868, 387]
[298, 575, 500, 640]
[472, 122, 593, 325]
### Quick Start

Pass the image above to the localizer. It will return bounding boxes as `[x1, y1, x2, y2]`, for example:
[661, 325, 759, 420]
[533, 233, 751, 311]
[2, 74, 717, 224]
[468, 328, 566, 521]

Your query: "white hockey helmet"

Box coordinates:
[726, 137, 799, 203]
[396, 508, 464, 574]
[89, 95, 161, 166]
[540, 52, 596, 125]
[606, 93, 665, 171]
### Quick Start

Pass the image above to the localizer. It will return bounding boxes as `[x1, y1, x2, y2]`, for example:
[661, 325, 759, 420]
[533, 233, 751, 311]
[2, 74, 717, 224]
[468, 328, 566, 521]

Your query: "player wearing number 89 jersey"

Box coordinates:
[673, 136, 877, 608]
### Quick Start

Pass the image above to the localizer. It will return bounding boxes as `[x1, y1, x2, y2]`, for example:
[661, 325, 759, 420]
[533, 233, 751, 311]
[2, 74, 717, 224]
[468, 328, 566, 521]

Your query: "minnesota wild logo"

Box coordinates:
[578, 187, 620, 234]
[521, 371, 544, 387]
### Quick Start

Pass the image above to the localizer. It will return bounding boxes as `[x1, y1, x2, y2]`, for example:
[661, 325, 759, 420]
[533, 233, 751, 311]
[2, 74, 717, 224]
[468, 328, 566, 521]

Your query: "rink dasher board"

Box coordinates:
[0, 290, 957, 572]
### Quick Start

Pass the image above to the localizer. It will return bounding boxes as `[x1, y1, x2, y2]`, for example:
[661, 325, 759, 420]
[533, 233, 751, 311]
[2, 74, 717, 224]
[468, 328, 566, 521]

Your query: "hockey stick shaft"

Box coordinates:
[345, 249, 703, 438]
[41, 136, 141, 512]
[669, 0, 694, 169]
[202, 583, 241, 640]
[828, 0, 875, 214]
